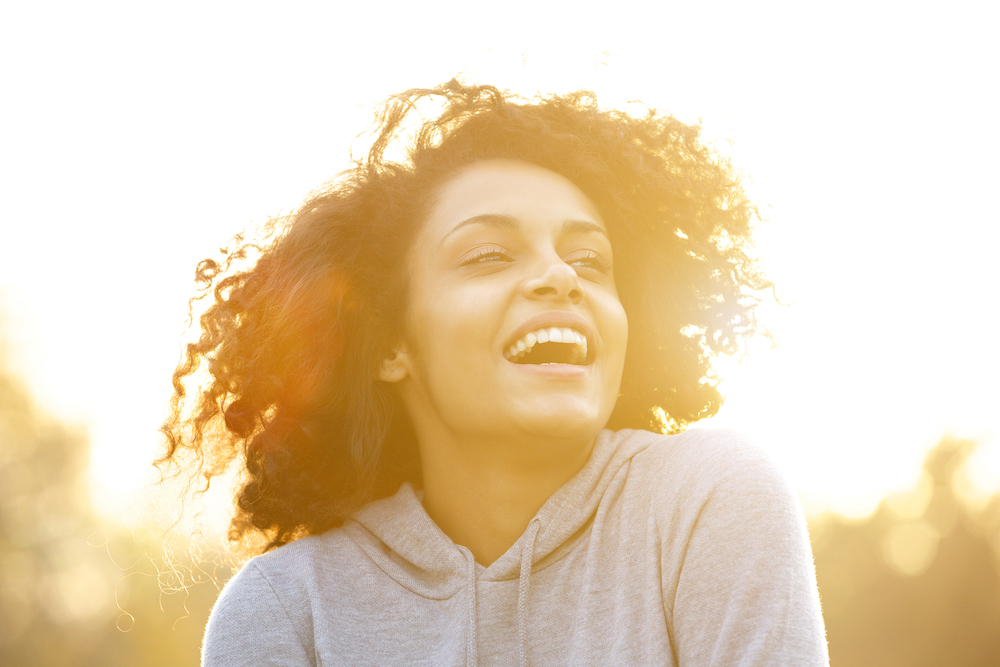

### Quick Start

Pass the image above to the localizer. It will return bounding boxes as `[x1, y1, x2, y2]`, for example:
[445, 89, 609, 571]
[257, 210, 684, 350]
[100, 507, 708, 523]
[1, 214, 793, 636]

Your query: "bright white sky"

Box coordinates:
[1, 1, 998, 522]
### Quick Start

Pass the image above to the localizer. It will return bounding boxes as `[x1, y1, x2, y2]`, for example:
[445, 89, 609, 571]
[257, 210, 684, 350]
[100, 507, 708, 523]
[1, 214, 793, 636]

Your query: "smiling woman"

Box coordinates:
[158, 80, 828, 666]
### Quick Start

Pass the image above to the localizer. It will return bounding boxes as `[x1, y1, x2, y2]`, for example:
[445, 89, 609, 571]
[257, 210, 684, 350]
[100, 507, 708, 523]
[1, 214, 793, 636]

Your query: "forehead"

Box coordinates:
[421, 159, 605, 241]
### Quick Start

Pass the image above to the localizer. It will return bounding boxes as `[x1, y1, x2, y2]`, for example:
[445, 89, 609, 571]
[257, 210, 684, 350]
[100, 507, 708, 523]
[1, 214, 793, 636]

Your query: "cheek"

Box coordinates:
[618, 305, 629, 353]
[601, 295, 630, 357]
[406, 283, 495, 375]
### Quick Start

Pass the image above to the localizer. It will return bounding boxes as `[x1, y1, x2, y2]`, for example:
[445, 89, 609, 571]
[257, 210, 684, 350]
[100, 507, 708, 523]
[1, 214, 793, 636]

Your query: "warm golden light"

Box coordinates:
[2, 2, 999, 665]
[0, 6, 994, 524]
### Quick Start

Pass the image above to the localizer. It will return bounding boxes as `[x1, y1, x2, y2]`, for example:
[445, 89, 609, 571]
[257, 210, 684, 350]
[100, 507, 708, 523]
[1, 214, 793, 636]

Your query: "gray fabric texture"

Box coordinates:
[202, 428, 829, 666]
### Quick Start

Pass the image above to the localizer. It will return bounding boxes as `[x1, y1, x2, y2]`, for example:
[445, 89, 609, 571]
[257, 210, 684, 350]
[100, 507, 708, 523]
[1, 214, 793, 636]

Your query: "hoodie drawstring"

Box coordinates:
[517, 518, 541, 667]
[466, 554, 479, 666]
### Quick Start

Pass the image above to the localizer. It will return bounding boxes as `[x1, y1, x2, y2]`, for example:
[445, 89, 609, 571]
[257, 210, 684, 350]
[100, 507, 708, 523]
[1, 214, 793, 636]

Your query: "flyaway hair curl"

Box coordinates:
[158, 80, 771, 554]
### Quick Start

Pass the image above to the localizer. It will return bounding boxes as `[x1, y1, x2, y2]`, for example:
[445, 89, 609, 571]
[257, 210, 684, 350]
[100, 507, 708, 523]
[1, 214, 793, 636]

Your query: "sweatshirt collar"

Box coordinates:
[346, 429, 659, 595]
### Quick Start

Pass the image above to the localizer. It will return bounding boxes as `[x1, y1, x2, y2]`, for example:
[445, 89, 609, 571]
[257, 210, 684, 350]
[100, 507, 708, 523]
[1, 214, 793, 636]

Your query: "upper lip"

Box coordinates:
[503, 311, 595, 354]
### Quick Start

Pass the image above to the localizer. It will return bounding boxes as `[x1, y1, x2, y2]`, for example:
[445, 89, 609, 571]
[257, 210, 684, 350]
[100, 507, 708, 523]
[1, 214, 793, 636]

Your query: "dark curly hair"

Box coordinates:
[158, 80, 770, 554]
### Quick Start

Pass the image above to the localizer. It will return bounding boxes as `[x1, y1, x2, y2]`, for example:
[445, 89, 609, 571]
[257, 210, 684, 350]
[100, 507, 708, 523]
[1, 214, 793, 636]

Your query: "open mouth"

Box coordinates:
[503, 327, 590, 366]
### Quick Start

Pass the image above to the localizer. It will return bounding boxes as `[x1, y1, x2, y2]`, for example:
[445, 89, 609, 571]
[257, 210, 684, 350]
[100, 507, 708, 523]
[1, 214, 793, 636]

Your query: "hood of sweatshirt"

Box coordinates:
[345, 428, 657, 598]
[344, 429, 660, 667]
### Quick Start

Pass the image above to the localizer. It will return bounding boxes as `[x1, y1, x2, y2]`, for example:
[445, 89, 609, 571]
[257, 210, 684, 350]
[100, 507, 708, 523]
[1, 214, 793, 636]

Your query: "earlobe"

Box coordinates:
[378, 349, 409, 383]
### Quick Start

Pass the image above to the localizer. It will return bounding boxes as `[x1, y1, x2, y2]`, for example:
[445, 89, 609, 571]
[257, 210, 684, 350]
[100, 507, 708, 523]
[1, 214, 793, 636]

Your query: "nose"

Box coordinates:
[523, 258, 584, 304]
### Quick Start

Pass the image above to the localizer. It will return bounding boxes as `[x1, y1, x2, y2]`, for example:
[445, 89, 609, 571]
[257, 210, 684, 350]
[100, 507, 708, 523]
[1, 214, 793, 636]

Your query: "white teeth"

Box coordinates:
[503, 326, 590, 363]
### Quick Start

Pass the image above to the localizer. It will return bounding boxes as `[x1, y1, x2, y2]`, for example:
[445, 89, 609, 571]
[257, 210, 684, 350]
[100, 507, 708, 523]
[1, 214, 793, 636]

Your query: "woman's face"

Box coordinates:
[385, 159, 628, 446]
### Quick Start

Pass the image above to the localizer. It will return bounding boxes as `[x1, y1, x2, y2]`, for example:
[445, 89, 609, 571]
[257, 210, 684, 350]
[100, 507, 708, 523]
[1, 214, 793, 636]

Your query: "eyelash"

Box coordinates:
[568, 251, 612, 273]
[461, 245, 512, 265]
[461, 247, 612, 274]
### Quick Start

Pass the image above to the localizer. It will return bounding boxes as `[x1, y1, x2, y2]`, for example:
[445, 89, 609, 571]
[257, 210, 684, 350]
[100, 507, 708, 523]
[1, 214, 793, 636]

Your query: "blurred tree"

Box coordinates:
[811, 437, 1000, 667]
[3, 324, 998, 666]
[0, 348, 217, 666]
[0, 363, 108, 662]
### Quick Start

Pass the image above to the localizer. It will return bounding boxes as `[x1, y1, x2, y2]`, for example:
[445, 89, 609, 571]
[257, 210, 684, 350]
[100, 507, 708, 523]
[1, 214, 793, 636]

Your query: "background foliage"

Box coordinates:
[2, 355, 998, 665]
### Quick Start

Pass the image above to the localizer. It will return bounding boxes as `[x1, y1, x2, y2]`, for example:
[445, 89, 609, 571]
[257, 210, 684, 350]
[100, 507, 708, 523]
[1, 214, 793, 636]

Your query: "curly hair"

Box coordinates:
[158, 80, 770, 554]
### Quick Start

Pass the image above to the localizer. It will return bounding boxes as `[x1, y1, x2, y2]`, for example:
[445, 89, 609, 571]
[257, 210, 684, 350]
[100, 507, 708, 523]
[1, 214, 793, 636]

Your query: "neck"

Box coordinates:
[419, 431, 595, 566]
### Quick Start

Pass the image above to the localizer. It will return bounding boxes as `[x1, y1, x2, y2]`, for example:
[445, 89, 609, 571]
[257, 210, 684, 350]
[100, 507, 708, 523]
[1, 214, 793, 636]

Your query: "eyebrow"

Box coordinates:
[441, 214, 609, 245]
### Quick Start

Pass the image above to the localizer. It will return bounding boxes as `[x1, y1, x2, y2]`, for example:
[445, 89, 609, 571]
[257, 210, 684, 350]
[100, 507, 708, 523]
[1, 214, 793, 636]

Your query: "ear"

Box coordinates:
[378, 347, 410, 383]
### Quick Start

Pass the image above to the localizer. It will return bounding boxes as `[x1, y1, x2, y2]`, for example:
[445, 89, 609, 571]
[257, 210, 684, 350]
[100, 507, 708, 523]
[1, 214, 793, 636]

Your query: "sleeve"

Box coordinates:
[202, 561, 315, 667]
[662, 434, 829, 666]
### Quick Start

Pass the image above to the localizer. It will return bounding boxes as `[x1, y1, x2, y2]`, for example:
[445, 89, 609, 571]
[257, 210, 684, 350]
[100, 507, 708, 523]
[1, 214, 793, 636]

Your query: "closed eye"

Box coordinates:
[461, 245, 513, 266]
[567, 251, 612, 274]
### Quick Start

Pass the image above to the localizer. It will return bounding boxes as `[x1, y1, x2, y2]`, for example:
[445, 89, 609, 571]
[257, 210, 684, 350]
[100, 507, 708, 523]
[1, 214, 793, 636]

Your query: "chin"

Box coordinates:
[515, 400, 608, 441]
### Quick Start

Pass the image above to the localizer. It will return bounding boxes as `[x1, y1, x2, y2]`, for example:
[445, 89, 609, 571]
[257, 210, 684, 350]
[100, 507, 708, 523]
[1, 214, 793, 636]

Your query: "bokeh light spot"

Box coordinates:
[884, 472, 933, 520]
[882, 520, 940, 577]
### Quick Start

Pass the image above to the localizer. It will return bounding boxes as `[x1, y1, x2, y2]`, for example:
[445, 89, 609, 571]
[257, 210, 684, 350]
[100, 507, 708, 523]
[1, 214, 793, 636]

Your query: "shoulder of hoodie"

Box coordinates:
[613, 427, 798, 513]
[204, 558, 319, 664]
[210, 526, 359, 634]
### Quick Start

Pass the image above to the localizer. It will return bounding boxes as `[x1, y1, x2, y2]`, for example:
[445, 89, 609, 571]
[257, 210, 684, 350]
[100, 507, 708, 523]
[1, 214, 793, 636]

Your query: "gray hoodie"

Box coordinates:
[202, 428, 829, 666]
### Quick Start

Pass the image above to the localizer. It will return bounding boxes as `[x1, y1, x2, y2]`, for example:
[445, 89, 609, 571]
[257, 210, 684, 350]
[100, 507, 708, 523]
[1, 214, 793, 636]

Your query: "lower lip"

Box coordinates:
[505, 360, 590, 379]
